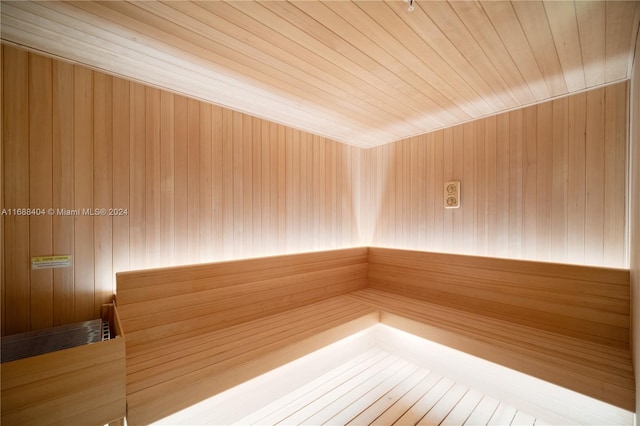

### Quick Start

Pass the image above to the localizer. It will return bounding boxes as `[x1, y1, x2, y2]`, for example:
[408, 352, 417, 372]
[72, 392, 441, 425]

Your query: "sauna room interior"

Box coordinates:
[2, 1, 640, 425]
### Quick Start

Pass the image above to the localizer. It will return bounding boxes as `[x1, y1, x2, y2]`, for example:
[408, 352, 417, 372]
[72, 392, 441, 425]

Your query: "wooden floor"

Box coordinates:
[234, 348, 545, 426]
[152, 325, 631, 426]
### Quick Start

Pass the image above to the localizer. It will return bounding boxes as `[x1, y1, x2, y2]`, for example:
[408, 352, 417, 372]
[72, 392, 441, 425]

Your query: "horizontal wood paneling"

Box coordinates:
[347, 287, 634, 411]
[367, 247, 630, 348]
[364, 83, 629, 268]
[116, 248, 371, 424]
[1, 45, 363, 336]
[116, 248, 368, 348]
[126, 305, 378, 426]
[2, 1, 638, 147]
[116, 248, 375, 425]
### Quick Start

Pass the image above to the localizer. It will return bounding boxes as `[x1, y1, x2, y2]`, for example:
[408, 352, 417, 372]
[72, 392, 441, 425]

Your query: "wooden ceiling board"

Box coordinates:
[292, 1, 461, 126]
[337, 1, 478, 118]
[220, 2, 412, 128]
[417, 0, 519, 111]
[575, 1, 607, 88]
[384, 0, 506, 112]
[480, 1, 550, 102]
[543, 0, 586, 92]
[252, 0, 436, 127]
[511, 0, 569, 97]
[1, 0, 639, 148]
[107, 1, 403, 134]
[186, 2, 405, 121]
[447, 0, 536, 106]
[63, 1, 388, 146]
[605, 1, 639, 82]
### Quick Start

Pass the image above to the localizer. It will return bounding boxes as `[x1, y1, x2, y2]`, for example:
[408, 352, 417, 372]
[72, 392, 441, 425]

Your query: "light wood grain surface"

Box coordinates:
[1, 1, 638, 147]
[1, 45, 363, 335]
[364, 83, 628, 268]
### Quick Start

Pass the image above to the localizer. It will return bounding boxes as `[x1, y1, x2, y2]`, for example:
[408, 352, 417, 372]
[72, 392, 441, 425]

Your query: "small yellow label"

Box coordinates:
[31, 255, 72, 270]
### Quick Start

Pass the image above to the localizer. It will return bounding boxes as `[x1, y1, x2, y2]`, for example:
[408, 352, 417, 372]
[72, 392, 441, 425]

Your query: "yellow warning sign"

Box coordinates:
[31, 255, 72, 270]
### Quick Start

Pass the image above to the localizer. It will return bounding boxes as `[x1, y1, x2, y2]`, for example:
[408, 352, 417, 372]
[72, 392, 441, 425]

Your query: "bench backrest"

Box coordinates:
[116, 248, 368, 350]
[368, 247, 630, 348]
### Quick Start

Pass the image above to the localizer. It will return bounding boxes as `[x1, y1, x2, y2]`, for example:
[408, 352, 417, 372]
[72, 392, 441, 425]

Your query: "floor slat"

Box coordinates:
[153, 326, 631, 426]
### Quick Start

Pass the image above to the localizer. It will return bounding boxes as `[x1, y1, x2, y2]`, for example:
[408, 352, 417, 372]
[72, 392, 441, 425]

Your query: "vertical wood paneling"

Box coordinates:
[387, 143, 397, 247]
[243, 114, 253, 257]
[112, 77, 130, 277]
[462, 124, 474, 254]
[496, 113, 510, 258]
[433, 132, 444, 250]
[474, 120, 486, 255]
[1, 45, 4, 336]
[604, 82, 628, 265]
[522, 106, 537, 260]
[2, 49, 364, 334]
[484, 117, 497, 258]
[73, 65, 94, 322]
[452, 127, 464, 252]
[314, 135, 325, 250]
[3, 45, 30, 334]
[508, 109, 523, 258]
[409, 138, 419, 249]
[535, 101, 553, 261]
[129, 83, 146, 270]
[443, 127, 454, 253]
[187, 99, 200, 261]
[212, 106, 224, 259]
[232, 111, 243, 257]
[417, 137, 427, 250]
[585, 88, 606, 265]
[270, 124, 279, 250]
[199, 103, 212, 261]
[250, 116, 262, 255]
[369, 83, 628, 267]
[52, 59, 75, 326]
[222, 109, 235, 259]
[93, 72, 113, 316]
[278, 125, 286, 252]
[145, 87, 161, 268]
[551, 97, 569, 262]
[173, 95, 189, 266]
[567, 93, 587, 265]
[629, 28, 640, 420]
[159, 90, 174, 263]
[29, 53, 53, 330]
[2, 46, 629, 335]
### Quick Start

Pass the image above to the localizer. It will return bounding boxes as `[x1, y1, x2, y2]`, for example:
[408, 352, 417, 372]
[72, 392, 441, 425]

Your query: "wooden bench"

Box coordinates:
[115, 247, 377, 425]
[350, 247, 634, 412]
[116, 246, 634, 424]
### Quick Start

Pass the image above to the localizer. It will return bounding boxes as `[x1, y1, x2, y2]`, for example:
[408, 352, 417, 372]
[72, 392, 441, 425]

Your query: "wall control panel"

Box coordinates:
[444, 181, 460, 209]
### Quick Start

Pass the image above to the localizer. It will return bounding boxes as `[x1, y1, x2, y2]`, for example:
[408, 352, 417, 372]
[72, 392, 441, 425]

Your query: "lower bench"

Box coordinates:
[115, 248, 371, 425]
[346, 288, 635, 411]
[117, 247, 634, 423]
[124, 296, 378, 425]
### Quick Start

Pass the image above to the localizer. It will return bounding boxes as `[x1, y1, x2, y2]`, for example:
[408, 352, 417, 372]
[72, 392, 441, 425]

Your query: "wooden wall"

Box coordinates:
[1, 45, 363, 335]
[1, 43, 633, 337]
[629, 29, 640, 422]
[363, 82, 629, 268]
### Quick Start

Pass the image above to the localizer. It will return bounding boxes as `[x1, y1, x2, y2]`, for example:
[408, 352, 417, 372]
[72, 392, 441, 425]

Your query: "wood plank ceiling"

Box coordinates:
[2, 1, 639, 148]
